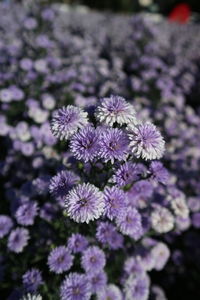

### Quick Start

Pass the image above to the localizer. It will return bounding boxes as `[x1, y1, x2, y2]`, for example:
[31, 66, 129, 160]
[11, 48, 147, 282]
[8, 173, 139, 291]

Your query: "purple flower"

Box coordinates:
[39, 203, 58, 222]
[88, 271, 107, 294]
[67, 234, 88, 253]
[65, 183, 105, 223]
[112, 162, 141, 187]
[97, 284, 122, 300]
[150, 161, 169, 184]
[98, 128, 129, 163]
[124, 257, 144, 276]
[60, 272, 91, 300]
[70, 126, 100, 162]
[22, 268, 43, 292]
[128, 122, 165, 160]
[96, 221, 124, 249]
[0, 215, 13, 238]
[81, 246, 106, 274]
[95, 95, 137, 126]
[8, 228, 29, 253]
[131, 180, 153, 200]
[103, 186, 127, 220]
[47, 246, 74, 274]
[116, 207, 143, 239]
[49, 170, 80, 205]
[151, 242, 170, 271]
[124, 273, 150, 300]
[15, 201, 38, 226]
[51, 106, 88, 140]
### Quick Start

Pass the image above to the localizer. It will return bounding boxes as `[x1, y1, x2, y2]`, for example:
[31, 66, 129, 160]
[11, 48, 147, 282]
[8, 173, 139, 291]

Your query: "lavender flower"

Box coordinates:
[103, 186, 127, 220]
[60, 272, 91, 300]
[49, 170, 79, 205]
[67, 233, 88, 254]
[98, 128, 129, 163]
[97, 284, 122, 300]
[69, 126, 100, 162]
[128, 122, 165, 160]
[15, 201, 38, 226]
[151, 242, 170, 271]
[0, 215, 13, 238]
[8, 228, 29, 253]
[21, 294, 42, 300]
[116, 207, 143, 239]
[124, 273, 150, 300]
[96, 95, 137, 126]
[47, 246, 74, 274]
[22, 268, 43, 292]
[51, 106, 88, 140]
[151, 206, 174, 233]
[150, 161, 169, 184]
[65, 183, 105, 223]
[96, 221, 123, 249]
[88, 271, 107, 294]
[112, 162, 140, 187]
[81, 246, 106, 274]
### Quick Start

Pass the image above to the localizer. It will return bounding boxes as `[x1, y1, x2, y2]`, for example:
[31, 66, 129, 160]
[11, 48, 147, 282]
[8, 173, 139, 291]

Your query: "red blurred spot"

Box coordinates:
[168, 3, 191, 24]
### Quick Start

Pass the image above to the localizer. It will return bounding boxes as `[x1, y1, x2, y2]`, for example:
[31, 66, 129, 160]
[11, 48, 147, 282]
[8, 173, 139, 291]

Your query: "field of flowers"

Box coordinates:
[0, 1, 200, 300]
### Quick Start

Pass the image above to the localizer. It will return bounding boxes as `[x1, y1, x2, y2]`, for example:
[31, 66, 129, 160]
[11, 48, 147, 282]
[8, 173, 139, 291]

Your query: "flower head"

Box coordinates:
[47, 246, 73, 274]
[60, 272, 91, 300]
[96, 95, 137, 126]
[151, 242, 170, 271]
[103, 186, 127, 220]
[8, 228, 29, 253]
[70, 126, 100, 162]
[65, 183, 105, 223]
[49, 170, 79, 205]
[112, 162, 141, 187]
[51, 106, 88, 140]
[124, 273, 150, 300]
[67, 233, 88, 254]
[97, 284, 123, 300]
[15, 201, 38, 226]
[151, 206, 174, 233]
[0, 215, 13, 238]
[22, 268, 43, 292]
[128, 122, 165, 160]
[87, 271, 107, 294]
[96, 221, 124, 250]
[116, 207, 143, 239]
[150, 161, 169, 184]
[98, 128, 129, 163]
[81, 246, 106, 274]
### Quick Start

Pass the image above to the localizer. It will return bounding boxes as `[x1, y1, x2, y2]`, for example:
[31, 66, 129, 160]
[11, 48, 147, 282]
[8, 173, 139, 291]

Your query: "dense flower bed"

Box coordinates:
[0, 1, 200, 299]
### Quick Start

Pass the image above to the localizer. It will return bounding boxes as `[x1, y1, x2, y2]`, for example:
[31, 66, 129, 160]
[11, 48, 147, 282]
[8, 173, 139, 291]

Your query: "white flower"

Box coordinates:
[151, 206, 174, 233]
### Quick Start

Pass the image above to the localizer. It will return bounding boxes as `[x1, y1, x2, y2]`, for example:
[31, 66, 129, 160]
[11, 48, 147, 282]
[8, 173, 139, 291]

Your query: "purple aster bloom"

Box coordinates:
[124, 273, 150, 300]
[60, 272, 91, 300]
[33, 176, 51, 196]
[8, 228, 29, 253]
[47, 246, 74, 274]
[81, 246, 106, 274]
[95, 95, 137, 126]
[20, 58, 33, 71]
[112, 162, 141, 187]
[51, 106, 88, 140]
[50, 170, 80, 206]
[15, 201, 38, 226]
[98, 128, 129, 163]
[131, 180, 153, 200]
[0, 215, 13, 238]
[151, 242, 170, 271]
[128, 122, 165, 160]
[188, 197, 200, 213]
[39, 203, 58, 222]
[21, 142, 34, 156]
[67, 233, 88, 254]
[124, 257, 144, 276]
[97, 284, 123, 300]
[150, 161, 169, 184]
[70, 126, 100, 162]
[96, 221, 124, 249]
[103, 186, 127, 220]
[88, 271, 107, 294]
[116, 207, 143, 239]
[22, 268, 43, 292]
[65, 183, 105, 223]
[192, 213, 200, 228]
